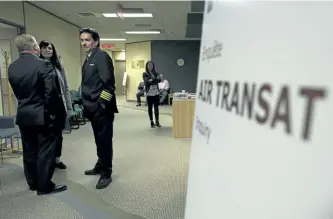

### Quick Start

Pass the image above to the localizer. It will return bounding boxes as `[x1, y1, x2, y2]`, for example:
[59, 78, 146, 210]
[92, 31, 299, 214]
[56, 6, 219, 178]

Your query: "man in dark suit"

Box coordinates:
[79, 28, 118, 189]
[8, 34, 67, 195]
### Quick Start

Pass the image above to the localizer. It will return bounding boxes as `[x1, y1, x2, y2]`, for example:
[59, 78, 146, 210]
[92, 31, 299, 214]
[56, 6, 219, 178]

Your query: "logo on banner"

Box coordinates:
[202, 40, 223, 61]
[197, 79, 328, 142]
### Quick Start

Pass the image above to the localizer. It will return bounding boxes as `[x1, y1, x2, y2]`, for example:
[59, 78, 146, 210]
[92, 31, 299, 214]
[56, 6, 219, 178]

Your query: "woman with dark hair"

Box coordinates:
[143, 60, 161, 128]
[39, 40, 72, 169]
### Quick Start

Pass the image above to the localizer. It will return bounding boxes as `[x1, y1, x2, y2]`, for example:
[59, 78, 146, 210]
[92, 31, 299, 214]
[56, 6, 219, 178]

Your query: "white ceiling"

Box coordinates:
[30, 1, 193, 50]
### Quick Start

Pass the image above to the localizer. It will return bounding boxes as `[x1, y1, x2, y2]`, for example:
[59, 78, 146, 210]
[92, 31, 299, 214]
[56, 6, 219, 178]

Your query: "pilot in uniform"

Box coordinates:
[79, 28, 118, 189]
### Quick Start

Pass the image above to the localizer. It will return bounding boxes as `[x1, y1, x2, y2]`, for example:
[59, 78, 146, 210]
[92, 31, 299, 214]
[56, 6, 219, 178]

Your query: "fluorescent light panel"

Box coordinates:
[100, 38, 126, 41]
[125, 31, 160, 35]
[102, 13, 153, 18]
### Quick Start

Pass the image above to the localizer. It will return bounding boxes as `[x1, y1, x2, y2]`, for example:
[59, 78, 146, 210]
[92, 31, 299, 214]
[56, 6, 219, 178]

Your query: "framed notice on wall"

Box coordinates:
[131, 60, 145, 69]
[185, 1, 333, 219]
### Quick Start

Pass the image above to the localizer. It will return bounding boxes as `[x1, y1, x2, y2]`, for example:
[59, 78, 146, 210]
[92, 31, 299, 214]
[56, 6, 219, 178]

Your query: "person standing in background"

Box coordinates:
[39, 40, 72, 170]
[143, 60, 161, 128]
[8, 34, 66, 195]
[158, 73, 170, 105]
[80, 27, 118, 189]
[136, 81, 145, 106]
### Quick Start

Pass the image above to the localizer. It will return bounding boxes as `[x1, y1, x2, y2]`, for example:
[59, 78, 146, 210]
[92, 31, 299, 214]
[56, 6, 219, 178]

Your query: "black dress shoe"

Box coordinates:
[55, 162, 67, 169]
[150, 121, 155, 128]
[155, 122, 161, 128]
[29, 186, 37, 191]
[85, 168, 102, 175]
[37, 184, 67, 195]
[96, 176, 112, 190]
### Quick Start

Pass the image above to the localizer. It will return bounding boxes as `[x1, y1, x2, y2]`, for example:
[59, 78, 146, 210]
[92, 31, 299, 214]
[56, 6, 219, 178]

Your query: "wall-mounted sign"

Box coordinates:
[101, 44, 115, 49]
[131, 60, 145, 69]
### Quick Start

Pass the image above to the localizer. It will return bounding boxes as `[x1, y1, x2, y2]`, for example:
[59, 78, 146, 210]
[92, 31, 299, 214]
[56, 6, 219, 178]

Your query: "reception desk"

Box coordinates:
[172, 99, 195, 138]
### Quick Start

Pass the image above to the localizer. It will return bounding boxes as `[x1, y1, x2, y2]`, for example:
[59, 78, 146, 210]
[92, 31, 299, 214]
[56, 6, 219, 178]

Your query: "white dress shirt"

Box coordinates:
[158, 79, 169, 90]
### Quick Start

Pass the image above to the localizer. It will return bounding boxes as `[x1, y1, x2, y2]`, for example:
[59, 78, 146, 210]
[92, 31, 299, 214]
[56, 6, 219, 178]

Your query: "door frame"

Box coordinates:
[114, 60, 126, 96]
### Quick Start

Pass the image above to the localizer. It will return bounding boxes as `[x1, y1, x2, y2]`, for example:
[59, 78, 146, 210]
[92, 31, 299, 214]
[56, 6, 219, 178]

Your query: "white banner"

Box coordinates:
[185, 1, 333, 219]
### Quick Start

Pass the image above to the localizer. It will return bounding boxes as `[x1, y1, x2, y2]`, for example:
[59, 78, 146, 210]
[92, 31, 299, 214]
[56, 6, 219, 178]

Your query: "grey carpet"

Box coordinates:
[0, 107, 191, 219]
[0, 165, 84, 219]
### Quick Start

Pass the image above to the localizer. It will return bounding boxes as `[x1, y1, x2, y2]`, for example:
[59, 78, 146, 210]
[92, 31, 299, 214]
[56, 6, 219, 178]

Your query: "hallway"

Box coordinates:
[0, 107, 191, 219]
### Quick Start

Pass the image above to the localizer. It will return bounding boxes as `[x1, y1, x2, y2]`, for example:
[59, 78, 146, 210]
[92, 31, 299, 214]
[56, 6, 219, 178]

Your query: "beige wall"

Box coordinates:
[0, 2, 83, 115]
[113, 51, 125, 61]
[125, 41, 151, 101]
[0, 28, 18, 40]
[24, 3, 82, 90]
[0, 2, 24, 26]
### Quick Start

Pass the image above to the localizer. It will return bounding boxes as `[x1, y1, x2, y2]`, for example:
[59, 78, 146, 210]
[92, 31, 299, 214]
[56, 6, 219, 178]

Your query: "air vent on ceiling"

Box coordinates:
[78, 12, 96, 17]
[133, 23, 152, 28]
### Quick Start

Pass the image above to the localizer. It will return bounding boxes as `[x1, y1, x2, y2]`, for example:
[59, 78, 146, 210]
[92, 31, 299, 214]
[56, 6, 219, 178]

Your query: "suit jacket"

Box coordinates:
[143, 71, 161, 93]
[8, 53, 61, 127]
[81, 47, 118, 114]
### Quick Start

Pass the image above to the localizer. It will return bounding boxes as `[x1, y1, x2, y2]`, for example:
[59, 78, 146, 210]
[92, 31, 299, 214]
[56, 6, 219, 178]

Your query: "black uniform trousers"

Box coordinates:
[54, 116, 66, 158]
[19, 124, 57, 192]
[85, 106, 114, 177]
[55, 133, 63, 158]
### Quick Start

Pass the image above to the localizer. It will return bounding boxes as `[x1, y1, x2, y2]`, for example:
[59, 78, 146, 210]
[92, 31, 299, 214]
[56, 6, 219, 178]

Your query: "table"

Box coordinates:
[172, 99, 195, 138]
[168, 93, 173, 105]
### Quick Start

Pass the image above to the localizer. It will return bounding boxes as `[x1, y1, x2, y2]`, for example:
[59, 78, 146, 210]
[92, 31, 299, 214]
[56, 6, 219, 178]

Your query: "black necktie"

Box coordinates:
[82, 56, 89, 72]
[85, 56, 89, 65]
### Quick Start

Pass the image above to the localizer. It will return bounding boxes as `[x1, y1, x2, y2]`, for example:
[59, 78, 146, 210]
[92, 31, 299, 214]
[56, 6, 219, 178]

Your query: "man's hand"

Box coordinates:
[148, 79, 153, 83]
[50, 115, 56, 120]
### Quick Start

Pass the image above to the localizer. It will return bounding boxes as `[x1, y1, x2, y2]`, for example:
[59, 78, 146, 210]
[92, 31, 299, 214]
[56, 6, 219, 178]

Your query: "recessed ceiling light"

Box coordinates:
[125, 31, 160, 35]
[102, 13, 153, 18]
[100, 38, 126, 41]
